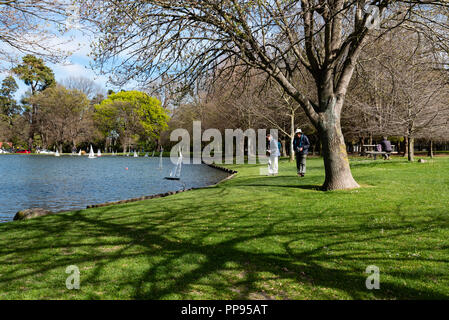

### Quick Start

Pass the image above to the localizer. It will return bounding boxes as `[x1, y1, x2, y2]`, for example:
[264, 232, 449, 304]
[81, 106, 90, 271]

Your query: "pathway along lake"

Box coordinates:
[0, 155, 230, 222]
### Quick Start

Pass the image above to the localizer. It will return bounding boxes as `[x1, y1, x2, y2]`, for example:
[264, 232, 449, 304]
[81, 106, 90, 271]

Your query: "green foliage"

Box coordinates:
[94, 90, 170, 143]
[31, 85, 89, 116]
[12, 55, 55, 95]
[28, 85, 93, 151]
[0, 76, 18, 98]
[0, 76, 19, 118]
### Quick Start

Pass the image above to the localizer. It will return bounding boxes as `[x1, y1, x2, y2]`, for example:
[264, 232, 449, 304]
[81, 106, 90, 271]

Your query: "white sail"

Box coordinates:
[175, 150, 183, 178]
[169, 149, 182, 178]
[88, 145, 96, 159]
[78, 150, 81, 156]
[55, 150, 60, 157]
[134, 151, 138, 157]
[97, 149, 102, 157]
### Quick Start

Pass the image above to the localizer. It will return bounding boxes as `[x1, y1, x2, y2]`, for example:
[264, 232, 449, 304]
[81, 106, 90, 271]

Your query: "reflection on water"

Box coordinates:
[0, 155, 229, 222]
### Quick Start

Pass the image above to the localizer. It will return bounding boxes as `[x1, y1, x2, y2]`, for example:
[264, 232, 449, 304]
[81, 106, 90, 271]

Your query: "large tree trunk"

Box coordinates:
[403, 136, 409, 157]
[28, 104, 38, 151]
[408, 136, 414, 162]
[289, 111, 295, 162]
[313, 140, 319, 156]
[318, 105, 359, 191]
[359, 137, 365, 155]
[427, 140, 433, 158]
[280, 139, 287, 157]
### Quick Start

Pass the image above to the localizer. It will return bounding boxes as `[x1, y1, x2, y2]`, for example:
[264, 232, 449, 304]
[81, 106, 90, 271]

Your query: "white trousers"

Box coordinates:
[268, 155, 278, 174]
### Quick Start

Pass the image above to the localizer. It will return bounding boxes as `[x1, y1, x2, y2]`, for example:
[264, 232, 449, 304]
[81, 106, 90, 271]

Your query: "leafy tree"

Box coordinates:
[82, 0, 449, 190]
[94, 91, 170, 152]
[0, 75, 18, 97]
[0, 76, 19, 119]
[12, 54, 55, 150]
[29, 85, 96, 152]
[0, 75, 22, 144]
[12, 55, 55, 95]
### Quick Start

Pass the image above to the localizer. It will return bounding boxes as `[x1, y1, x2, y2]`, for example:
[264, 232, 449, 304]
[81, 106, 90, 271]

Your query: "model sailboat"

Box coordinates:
[165, 149, 182, 180]
[88, 145, 96, 159]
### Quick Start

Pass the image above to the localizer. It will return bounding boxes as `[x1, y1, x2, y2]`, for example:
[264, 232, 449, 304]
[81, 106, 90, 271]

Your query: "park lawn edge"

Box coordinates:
[0, 156, 448, 300]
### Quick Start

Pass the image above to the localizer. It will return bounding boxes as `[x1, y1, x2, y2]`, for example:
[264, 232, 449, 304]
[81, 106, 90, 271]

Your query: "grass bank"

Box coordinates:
[1, 157, 448, 299]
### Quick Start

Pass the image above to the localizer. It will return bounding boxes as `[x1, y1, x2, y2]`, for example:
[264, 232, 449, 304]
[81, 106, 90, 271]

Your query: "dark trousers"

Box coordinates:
[295, 153, 307, 174]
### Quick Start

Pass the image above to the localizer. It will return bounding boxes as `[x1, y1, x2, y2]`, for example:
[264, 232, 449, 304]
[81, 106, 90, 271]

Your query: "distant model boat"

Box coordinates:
[55, 150, 60, 157]
[158, 147, 163, 170]
[97, 149, 102, 157]
[165, 149, 182, 180]
[144, 152, 148, 157]
[78, 150, 81, 156]
[134, 151, 138, 157]
[88, 145, 96, 159]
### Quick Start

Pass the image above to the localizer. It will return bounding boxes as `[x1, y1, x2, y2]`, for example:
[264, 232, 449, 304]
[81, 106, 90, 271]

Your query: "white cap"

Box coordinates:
[295, 129, 302, 134]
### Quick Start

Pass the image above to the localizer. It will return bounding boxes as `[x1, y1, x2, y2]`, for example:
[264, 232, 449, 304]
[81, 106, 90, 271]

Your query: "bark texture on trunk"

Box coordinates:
[403, 136, 409, 157]
[318, 106, 359, 190]
[428, 140, 433, 158]
[281, 139, 287, 157]
[408, 136, 414, 162]
[289, 112, 295, 162]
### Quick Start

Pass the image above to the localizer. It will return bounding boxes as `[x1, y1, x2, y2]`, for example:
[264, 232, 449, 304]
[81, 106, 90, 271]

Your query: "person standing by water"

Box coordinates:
[267, 133, 281, 175]
[293, 129, 310, 177]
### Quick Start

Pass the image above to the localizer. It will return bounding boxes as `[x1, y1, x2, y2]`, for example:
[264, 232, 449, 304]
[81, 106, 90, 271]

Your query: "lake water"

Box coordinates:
[0, 155, 229, 222]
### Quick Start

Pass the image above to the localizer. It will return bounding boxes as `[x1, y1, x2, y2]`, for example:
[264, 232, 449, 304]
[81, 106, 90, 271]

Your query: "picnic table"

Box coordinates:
[363, 144, 398, 160]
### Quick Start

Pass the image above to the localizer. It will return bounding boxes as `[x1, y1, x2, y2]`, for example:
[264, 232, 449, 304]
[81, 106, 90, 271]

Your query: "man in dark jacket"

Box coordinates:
[380, 136, 393, 160]
[293, 129, 310, 177]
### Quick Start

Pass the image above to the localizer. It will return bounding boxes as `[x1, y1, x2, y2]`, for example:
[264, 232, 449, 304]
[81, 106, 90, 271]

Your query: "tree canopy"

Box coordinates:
[29, 85, 95, 151]
[12, 54, 55, 95]
[0, 76, 19, 118]
[80, 0, 449, 189]
[94, 91, 170, 151]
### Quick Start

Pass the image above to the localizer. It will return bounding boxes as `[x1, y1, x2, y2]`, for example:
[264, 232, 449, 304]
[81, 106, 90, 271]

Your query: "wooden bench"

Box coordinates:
[362, 144, 398, 159]
[365, 151, 398, 160]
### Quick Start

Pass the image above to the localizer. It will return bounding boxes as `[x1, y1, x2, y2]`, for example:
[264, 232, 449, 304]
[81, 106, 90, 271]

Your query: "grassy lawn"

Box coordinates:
[1, 156, 448, 299]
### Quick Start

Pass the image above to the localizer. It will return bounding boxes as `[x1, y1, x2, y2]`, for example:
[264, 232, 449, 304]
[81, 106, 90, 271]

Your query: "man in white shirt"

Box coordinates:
[267, 133, 280, 175]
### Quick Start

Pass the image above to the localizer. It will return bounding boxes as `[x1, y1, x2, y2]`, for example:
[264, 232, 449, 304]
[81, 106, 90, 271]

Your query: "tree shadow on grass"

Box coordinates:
[1, 190, 448, 300]
[228, 175, 323, 191]
[234, 183, 322, 191]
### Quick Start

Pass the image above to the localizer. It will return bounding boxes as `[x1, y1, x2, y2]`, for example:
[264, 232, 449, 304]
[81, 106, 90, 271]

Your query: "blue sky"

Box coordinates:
[0, 28, 136, 102]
